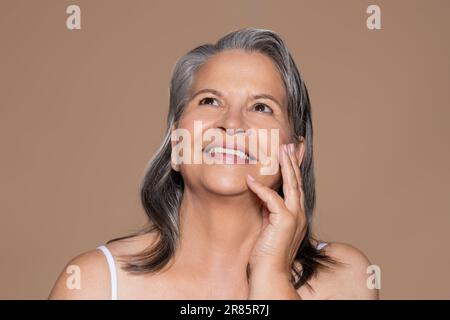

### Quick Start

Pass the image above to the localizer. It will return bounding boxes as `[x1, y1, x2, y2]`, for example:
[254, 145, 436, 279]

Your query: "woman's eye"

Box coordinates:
[199, 97, 220, 107]
[253, 103, 273, 114]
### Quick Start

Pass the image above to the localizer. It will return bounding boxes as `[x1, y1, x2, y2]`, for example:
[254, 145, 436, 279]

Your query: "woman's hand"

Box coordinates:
[245, 143, 307, 299]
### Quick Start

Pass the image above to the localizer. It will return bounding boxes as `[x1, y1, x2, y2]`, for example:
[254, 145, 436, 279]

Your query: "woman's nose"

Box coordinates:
[216, 107, 247, 134]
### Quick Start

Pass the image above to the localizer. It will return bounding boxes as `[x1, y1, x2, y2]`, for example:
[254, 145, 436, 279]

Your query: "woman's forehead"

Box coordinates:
[190, 50, 287, 107]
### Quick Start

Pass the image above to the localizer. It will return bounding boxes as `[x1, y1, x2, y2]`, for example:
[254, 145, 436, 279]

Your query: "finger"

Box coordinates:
[287, 144, 302, 191]
[279, 144, 301, 213]
[246, 174, 287, 216]
[287, 143, 305, 213]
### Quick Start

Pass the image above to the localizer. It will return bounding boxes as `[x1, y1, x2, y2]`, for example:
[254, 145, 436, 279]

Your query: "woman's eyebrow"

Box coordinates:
[189, 88, 223, 101]
[189, 88, 282, 108]
[252, 93, 282, 108]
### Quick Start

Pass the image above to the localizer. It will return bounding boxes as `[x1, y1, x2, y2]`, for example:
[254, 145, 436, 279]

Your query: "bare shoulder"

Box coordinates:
[48, 248, 111, 300]
[48, 232, 158, 300]
[299, 242, 380, 300]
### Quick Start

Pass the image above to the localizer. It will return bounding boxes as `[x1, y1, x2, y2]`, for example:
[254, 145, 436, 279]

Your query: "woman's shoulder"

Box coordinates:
[48, 233, 156, 300]
[48, 247, 112, 299]
[320, 241, 373, 268]
[299, 241, 379, 300]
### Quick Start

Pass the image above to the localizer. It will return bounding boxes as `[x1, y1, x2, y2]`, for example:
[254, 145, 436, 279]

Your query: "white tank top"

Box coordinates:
[97, 241, 329, 300]
[97, 245, 118, 300]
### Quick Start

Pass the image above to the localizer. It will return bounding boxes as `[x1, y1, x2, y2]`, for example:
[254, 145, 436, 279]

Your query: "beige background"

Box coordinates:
[1, 0, 449, 299]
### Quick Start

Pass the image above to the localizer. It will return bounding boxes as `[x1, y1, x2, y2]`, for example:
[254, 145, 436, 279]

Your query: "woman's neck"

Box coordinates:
[171, 187, 264, 295]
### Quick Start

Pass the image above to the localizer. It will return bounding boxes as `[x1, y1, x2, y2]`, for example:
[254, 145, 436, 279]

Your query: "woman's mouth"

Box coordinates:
[203, 146, 256, 164]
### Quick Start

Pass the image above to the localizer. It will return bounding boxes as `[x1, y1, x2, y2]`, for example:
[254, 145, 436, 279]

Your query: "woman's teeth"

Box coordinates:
[207, 146, 250, 161]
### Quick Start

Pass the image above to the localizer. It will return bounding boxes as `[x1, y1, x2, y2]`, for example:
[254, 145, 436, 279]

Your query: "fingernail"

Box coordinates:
[283, 144, 288, 154]
[247, 174, 255, 181]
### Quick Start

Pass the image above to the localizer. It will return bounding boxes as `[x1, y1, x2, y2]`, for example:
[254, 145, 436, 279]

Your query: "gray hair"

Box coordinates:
[109, 27, 338, 289]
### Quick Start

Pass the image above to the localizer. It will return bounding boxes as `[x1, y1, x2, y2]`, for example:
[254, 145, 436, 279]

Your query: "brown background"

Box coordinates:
[1, 0, 449, 299]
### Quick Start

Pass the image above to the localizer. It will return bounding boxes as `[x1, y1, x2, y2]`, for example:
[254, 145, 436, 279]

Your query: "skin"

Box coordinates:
[49, 50, 379, 300]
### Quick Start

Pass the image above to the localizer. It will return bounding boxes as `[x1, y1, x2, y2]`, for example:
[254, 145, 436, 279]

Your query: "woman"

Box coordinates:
[49, 28, 379, 300]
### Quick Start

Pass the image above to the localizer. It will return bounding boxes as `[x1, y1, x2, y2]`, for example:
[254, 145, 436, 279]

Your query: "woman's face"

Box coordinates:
[172, 49, 294, 196]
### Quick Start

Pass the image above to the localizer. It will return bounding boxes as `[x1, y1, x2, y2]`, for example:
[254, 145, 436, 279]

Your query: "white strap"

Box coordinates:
[97, 245, 118, 300]
[317, 242, 328, 250]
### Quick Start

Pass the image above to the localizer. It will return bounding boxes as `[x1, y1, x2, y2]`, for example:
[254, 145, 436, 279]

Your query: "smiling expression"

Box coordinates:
[172, 49, 293, 195]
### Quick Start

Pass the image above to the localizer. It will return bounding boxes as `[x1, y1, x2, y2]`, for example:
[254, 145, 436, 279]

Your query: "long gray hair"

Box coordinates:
[108, 27, 338, 289]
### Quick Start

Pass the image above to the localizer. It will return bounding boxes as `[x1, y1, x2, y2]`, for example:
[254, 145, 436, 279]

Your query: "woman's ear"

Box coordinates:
[295, 136, 306, 167]
[170, 124, 180, 172]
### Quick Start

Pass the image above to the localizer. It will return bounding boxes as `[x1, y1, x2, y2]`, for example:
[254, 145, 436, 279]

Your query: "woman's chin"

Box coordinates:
[200, 165, 253, 196]
[202, 179, 248, 196]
